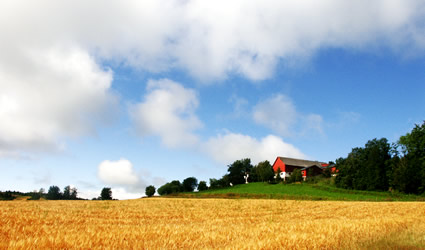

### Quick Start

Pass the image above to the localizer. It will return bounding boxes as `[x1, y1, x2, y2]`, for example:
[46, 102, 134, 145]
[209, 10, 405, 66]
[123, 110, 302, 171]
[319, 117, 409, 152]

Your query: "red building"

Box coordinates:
[272, 157, 327, 181]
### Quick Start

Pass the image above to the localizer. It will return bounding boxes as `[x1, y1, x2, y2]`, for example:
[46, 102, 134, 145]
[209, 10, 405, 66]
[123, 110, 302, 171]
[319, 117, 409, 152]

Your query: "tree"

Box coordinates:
[182, 177, 198, 192]
[256, 160, 274, 182]
[392, 121, 425, 194]
[170, 180, 183, 192]
[198, 181, 208, 191]
[157, 180, 183, 196]
[145, 185, 156, 197]
[70, 187, 78, 200]
[227, 159, 253, 185]
[334, 138, 391, 191]
[208, 175, 228, 189]
[157, 183, 171, 195]
[100, 187, 112, 200]
[209, 178, 221, 189]
[63, 185, 71, 200]
[47, 186, 62, 200]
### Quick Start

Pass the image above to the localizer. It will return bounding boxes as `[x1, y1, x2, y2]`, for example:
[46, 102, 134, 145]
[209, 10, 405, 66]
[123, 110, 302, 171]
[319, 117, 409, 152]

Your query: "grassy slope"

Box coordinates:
[173, 182, 425, 201]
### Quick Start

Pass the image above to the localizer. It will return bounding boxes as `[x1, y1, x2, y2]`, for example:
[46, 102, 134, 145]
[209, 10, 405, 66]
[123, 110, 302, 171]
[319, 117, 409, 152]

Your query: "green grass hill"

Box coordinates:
[170, 182, 425, 201]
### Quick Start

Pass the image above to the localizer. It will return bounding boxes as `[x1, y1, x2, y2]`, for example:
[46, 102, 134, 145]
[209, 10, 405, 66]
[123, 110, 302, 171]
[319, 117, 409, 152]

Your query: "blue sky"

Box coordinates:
[1, 1, 425, 199]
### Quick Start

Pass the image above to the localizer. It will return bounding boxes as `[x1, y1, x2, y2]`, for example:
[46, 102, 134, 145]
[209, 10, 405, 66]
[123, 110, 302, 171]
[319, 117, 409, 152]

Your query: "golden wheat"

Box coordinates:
[1, 198, 424, 249]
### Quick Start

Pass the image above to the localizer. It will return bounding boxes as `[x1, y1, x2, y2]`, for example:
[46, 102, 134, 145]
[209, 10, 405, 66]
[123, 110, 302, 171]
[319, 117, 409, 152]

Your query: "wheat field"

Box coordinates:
[1, 198, 424, 249]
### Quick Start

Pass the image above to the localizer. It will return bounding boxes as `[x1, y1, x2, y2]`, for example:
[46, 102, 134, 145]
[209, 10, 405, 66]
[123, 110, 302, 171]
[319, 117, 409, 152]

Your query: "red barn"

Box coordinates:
[272, 157, 327, 181]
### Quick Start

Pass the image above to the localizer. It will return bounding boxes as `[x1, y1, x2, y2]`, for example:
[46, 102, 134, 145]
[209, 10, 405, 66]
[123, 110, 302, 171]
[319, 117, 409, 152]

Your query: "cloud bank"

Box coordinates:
[2, 0, 425, 81]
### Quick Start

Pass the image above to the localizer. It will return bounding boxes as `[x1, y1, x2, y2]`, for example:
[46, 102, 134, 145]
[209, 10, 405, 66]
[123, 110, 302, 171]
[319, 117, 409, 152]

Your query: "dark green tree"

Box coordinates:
[227, 158, 253, 185]
[198, 181, 208, 191]
[145, 185, 156, 197]
[71, 187, 78, 200]
[170, 180, 183, 192]
[157, 183, 171, 195]
[182, 177, 198, 192]
[362, 138, 391, 190]
[47, 186, 62, 200]
[209, 178, 221, 189]
[255, 160, 274, 182]
[393, 121, 425, 194]
[335, 138, 391, 191]
[157, 180, 183, 196]
[249, 165, 259, 182]
[63, 185, 71, 200]
[208, 175, 230, 189]
[100, 187, 112, 200]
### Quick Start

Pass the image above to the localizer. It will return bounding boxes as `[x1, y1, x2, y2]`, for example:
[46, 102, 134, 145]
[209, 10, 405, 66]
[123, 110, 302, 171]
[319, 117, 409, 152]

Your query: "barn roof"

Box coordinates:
[278, 157, 325, 168]
[300, 165, 324, 171]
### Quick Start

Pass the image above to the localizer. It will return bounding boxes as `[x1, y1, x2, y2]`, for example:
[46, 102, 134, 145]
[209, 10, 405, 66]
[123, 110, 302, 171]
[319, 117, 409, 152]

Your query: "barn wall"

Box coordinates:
[272, 158, 286, 173]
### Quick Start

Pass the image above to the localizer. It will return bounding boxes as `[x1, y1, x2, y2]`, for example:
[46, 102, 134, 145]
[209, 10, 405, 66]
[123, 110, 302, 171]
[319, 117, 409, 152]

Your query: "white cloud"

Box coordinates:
[253, 94, 323, 137]
[203, 132, 305, 165]
[253, 95, 297, 136]
[130, 79, 202, 148]
[97, 158, 166, 198]
[110, 187, 144, 200]
[98, 158, 140, 186]
[0, 46, 117, 157]
[78, 189, 101, 200]
[2, 1, 425, 82]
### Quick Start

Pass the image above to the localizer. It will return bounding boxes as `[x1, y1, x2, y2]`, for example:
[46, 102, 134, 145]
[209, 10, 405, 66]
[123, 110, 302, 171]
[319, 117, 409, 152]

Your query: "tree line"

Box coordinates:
[335, 121, 425, 194]
[0, 186, 115, 201]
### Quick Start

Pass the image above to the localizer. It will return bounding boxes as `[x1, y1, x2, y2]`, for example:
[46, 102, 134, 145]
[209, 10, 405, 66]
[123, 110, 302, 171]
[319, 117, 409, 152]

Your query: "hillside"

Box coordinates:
[171, 182, 425, 201]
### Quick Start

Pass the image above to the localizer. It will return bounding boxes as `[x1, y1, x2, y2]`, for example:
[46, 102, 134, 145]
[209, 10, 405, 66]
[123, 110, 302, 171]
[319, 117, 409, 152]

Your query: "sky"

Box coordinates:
[1, 0, 425, 199]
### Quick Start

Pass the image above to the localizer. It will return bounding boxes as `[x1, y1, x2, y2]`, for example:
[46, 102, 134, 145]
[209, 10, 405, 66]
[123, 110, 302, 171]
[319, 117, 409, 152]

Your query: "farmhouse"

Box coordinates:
[272, 157, 331, 181]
